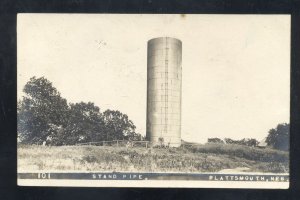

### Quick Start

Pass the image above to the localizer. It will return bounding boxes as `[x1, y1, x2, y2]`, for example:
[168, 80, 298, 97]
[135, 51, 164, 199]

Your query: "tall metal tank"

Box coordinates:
[146, 37, 182, 147]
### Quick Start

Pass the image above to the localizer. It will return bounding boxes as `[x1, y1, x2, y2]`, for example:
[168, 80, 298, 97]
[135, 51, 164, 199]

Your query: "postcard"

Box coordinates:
[17, 14, 290, 188]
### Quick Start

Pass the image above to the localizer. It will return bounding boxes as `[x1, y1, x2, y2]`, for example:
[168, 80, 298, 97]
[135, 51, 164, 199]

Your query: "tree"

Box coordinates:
[18, 76, 142, 146]
[224, 138, 235, 144]
[63, 102, 105, 145]
[244, 138, 259, 147]
[224, 138, 259, 147]
[18, 77, 69, 144]
[103, 109, 139, 141]
[207, 138, 224, 144]
[266, 123, 289, 151]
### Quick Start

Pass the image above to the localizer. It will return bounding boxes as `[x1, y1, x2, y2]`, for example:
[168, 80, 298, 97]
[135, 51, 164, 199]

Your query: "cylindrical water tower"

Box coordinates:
[146, 37, 182, 147]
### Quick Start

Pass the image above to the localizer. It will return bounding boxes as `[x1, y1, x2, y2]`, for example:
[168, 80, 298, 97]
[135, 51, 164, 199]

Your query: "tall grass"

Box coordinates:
[17, 143, 289, 173]
[184, 143, 288, 163]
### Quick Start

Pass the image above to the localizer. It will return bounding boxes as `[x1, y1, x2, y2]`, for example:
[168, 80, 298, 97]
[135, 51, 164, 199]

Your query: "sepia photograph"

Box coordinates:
[17, 14, 290, 188]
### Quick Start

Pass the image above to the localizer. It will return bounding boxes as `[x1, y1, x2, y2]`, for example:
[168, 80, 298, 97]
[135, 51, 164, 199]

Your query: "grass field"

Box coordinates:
[17, 143, 289, 173]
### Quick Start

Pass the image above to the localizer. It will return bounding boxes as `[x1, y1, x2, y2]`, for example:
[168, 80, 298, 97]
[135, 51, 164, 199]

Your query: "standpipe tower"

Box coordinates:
[146, 37, 182, 147]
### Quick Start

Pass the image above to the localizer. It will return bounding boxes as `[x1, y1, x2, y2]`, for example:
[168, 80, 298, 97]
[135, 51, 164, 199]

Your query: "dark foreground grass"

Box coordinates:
[17, 143, 289, 173]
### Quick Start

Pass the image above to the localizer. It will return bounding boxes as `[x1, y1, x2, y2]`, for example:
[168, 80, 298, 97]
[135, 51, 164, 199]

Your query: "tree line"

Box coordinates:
[18, 77, 143, 146]
[207, 138, 259, 147]
[207, 123, 289, 151]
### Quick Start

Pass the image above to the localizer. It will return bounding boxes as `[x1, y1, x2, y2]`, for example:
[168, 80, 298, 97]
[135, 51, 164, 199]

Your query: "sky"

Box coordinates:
[17, 14, 290, 143]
